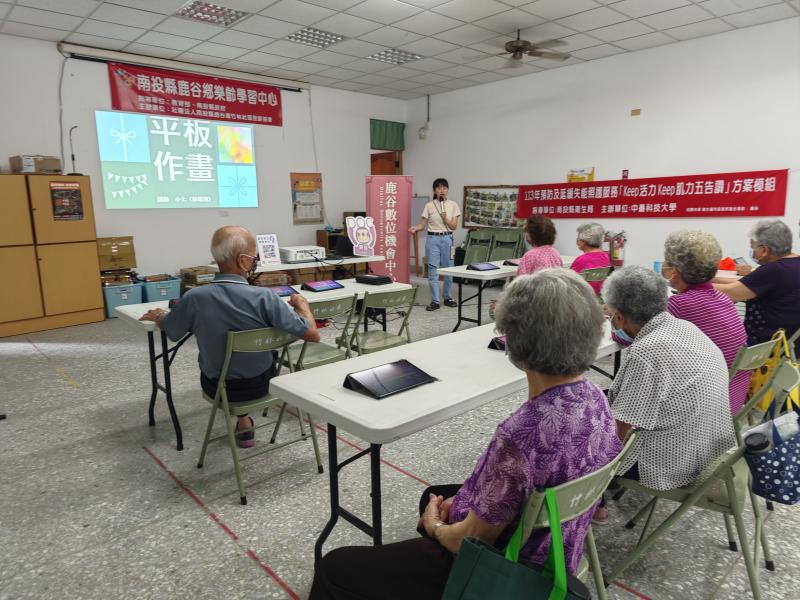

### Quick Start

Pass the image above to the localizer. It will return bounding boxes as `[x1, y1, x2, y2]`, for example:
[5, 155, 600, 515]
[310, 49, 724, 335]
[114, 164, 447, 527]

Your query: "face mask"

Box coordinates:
[241, 253, 259, 282]
[611, 312, 635, 346]
[750, 248, 759, 263]
[613, 327, 634, 345]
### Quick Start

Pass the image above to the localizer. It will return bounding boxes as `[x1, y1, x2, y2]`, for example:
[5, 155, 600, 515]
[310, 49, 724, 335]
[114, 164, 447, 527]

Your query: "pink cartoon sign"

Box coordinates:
[345, 215, 376, 257]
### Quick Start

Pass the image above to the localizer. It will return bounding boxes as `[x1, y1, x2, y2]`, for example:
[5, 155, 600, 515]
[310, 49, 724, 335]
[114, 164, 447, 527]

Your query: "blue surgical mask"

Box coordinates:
[750, 248, 757, 262]
[613, 327, 634, 345]
[611, 311, 635, 346]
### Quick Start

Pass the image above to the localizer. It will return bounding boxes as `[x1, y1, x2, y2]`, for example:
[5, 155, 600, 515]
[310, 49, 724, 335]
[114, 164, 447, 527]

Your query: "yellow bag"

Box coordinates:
[748, 330, 800, 412]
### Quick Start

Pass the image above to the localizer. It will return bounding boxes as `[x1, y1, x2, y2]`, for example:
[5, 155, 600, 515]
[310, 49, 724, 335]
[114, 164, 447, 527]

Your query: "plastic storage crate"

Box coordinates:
[142, 275, 180, 302]
[103, 282, 144, 318]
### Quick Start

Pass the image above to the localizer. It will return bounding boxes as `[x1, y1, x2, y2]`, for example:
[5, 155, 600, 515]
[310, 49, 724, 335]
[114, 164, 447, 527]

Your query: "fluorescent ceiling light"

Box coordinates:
[175, 1, 249, 27]
[367, 48, 423, 66]
[287, 27, 345, 49]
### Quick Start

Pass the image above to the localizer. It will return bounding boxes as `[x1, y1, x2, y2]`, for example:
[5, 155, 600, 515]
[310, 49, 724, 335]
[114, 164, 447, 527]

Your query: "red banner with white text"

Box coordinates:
[108, 62, 282, 126]
[366, 176, 412, 283]
[517, 169, 788, 219]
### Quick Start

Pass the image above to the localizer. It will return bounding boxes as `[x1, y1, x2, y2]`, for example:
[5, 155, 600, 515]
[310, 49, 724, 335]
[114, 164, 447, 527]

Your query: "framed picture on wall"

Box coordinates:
[463, 185, 521, 228]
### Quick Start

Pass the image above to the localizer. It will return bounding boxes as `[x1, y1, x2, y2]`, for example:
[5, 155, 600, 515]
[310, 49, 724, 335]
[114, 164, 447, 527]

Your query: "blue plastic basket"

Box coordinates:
[142, 275, 180, 302]
[103, 282, 144, 318]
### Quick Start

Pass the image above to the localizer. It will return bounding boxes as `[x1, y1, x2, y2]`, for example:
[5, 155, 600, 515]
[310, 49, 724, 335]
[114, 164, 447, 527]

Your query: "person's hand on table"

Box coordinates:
[736, 264, 753, 276]
[139, 308, 167, 326]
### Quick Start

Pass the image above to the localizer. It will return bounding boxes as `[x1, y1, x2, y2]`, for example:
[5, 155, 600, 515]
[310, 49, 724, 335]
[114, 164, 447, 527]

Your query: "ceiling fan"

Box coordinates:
[501, 30, 570, 67]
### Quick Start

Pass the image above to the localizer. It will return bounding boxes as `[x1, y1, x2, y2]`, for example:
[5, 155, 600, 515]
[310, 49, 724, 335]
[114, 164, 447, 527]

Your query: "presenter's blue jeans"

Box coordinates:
[426, 233, 453, 304]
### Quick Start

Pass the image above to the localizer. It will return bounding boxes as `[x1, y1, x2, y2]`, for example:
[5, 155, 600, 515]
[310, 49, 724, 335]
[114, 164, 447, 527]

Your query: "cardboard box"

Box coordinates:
[9, 155, 62, 174]
[252, 272, 290, 287]
[97, 236, 136, 271]
[287, 266, 335, 285]
[180, 266, 216, 285]
[100, 271, 134, 286]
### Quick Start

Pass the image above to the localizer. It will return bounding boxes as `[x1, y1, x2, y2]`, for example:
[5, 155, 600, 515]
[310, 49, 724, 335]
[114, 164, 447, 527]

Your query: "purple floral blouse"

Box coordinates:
[448, 380, 621, 574]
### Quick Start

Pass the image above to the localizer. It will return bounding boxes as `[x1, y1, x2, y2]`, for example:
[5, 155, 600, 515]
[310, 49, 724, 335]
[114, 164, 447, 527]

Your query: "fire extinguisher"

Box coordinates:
[609, 231, 627, 268]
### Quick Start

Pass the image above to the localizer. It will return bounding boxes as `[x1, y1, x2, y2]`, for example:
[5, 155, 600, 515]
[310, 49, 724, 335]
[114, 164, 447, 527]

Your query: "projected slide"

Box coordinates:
[95, 110, 258, 209]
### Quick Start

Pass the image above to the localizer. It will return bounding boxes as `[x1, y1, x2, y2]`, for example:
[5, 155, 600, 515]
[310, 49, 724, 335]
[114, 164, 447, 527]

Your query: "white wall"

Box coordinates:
[0, 34, 407, 274]
[405, 18, 800, 267]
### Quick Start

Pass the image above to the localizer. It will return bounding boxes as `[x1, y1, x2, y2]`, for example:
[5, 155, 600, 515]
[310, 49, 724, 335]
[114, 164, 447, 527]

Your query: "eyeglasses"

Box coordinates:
[660, 265, 675, 279]
[242, 253, 259, 267]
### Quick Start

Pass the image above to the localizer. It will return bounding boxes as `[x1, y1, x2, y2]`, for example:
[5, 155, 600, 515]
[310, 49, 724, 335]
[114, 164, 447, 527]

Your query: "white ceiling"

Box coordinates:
[1, 0, 798, 99]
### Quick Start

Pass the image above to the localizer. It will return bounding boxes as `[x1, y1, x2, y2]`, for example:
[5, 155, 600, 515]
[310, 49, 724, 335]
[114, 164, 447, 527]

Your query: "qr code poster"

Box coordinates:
[256, 233, 281, 265]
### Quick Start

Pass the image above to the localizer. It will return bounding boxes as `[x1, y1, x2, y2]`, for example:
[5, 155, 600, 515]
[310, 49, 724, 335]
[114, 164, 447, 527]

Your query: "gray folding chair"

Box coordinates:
[197, 327, 323, 505]
[517, 432, 638, 600]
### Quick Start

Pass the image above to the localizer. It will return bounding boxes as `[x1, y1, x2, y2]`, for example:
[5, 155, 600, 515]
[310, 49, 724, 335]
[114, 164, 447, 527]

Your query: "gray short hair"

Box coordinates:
[663, 230, 721, 285]
[576, 222, 605, 248]
[210, 225, 252, 265]
[604, 266, 668, 326]
[495, 269, 604, 376]
[749, 219, 792, 257]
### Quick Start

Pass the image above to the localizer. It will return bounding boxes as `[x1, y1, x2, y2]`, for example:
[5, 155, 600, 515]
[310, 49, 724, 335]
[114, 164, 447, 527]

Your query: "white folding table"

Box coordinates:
[436, 256, 576, 331]
[206, 255, 386, 276]
[268, 321, 620, 560]
[114, 279, 413, 451]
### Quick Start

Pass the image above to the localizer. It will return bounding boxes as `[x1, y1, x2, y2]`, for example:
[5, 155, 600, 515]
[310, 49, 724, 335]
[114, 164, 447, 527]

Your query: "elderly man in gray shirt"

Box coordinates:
[141, 226, 319, 448]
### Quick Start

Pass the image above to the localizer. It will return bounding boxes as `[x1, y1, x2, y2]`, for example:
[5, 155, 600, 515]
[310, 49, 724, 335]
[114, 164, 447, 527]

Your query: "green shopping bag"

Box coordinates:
[442, 488, 590, 600]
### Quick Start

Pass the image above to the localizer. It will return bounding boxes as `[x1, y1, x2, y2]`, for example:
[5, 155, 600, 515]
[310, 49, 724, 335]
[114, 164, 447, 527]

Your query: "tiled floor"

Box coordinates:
[1, 275, 797, 599]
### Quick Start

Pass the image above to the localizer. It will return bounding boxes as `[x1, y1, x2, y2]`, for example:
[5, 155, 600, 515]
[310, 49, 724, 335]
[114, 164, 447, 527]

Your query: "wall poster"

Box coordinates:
[463, 185, 520, 228]
[50, 182, 84, 221]
[290, 172, 324, 224]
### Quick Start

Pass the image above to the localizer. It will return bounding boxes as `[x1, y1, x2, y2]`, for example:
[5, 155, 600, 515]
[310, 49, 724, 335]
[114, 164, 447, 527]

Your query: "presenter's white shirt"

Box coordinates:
[422, 198, 461, 233]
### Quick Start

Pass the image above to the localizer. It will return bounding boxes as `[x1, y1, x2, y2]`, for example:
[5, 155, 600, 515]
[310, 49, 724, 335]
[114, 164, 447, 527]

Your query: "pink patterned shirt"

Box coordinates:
[449, 380, 621, 574]
[570, 251, 612, 295]
[517, 246, 563, 276]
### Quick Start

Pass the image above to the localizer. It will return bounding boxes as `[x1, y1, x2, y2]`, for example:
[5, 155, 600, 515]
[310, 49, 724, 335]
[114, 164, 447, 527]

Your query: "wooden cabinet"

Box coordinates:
[0, 175, 104, 337]
[37, 242, 103, 315]
[28, 175, 96, 244]
[0, 246, 44, 323]
[0, 176, 33, 246]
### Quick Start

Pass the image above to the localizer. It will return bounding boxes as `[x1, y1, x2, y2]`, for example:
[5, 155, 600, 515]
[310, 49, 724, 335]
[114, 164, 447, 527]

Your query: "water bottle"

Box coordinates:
[744, 432, 771, 455]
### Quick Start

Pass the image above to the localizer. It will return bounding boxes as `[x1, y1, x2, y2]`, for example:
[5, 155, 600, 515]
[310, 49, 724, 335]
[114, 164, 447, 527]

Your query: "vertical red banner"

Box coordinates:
[366, 176, 412, 283]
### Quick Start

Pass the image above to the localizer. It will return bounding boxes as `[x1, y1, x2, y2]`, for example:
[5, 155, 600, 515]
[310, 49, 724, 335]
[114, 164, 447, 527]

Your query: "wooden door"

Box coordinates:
[0, 175, 34, 246]
[0, 246, 44, 323]
[37, 242, 103, 315]
[28, 175, 97, 244]
[370, 151, 402, 175]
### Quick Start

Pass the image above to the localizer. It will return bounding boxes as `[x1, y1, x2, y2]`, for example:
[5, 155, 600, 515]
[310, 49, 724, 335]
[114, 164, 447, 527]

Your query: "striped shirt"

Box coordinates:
[668, 282, 749, 415]
[517, 245, 563, 276]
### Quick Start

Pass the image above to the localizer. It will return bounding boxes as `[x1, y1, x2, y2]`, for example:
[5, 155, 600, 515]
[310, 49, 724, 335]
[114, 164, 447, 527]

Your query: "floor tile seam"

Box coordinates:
[141, 445, 301, 600]
[26, 336, 83, 389]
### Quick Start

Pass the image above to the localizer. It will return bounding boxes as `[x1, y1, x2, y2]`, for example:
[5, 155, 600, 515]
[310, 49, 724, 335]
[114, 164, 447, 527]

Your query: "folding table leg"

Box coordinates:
[452, 279, 464, 332]
[160, 331, 183, 451]
[370, 443, 383, 546]
[315, 424, 341, 563]
[146, 331, 158, 427]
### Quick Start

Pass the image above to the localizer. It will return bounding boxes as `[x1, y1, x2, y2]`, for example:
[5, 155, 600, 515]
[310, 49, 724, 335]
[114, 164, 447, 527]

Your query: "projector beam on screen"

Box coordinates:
[95, 110, 259, 210]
